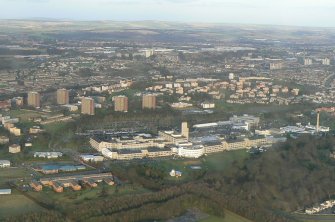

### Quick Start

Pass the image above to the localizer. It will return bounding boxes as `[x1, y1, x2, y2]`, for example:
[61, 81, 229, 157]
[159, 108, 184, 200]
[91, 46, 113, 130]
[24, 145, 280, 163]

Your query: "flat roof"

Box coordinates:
[147, 147, 171, 152]
[118, 149, 142, 154]
[0, 160, 10, 164]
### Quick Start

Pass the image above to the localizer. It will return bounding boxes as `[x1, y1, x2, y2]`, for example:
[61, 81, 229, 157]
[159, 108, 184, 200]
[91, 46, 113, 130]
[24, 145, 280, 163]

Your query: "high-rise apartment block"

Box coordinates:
[81, 97, 95, 115]
[114, 95, 128, 112]
[304, 58, 313, 66]
[57, 89, 69, 105]
[181, 122, 189, 139]
[142, 94, 157, 110]
[27, 92, 41, 108]
[322, 58, 331, 66]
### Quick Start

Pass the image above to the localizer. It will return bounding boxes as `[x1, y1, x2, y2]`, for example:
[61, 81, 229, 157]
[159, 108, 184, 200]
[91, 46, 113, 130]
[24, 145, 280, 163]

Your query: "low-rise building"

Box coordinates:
[9, 127, 21, 136]
[0, 189, 11, 195]
[30, 181, 43, 192]
[9, 144, 21, 153]
[90, 133, 166, 151]
[0, 160, 10, 168]
[0, 136, 9, 144]
[80, 154, 104, 162]
[62, 104, 79, 112]
[34, 152, 63, 159]
[178, 145, 205, 158]
[29, 126, 45, 134]
[201, 102, 215, 109]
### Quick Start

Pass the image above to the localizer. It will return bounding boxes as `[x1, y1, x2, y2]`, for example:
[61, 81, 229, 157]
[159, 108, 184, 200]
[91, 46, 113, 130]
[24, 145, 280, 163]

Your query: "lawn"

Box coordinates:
[0, 193, 44, 219]
[203, 149, 250, 172]
[6, 109, 45, 122]
[0, 167, 31, 187]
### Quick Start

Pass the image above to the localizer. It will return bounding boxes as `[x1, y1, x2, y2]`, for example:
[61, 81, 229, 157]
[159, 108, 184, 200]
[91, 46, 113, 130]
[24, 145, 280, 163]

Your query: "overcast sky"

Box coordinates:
[0, 0, 334, 27]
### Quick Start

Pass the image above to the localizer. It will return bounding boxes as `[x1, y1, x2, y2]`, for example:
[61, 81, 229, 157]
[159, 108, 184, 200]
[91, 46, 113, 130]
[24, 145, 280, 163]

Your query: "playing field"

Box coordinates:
[7, 109, 45, 121]
[203, 149, 250, 172]
[0, 167, 31, 187]
[0, 193, 44, 219]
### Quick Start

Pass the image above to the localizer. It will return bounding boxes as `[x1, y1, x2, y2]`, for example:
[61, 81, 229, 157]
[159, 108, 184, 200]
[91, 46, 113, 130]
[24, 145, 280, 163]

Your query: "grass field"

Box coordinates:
[0, 167, 31, 187]
[0, 193, 44, 219]
[6, 109, 45, 122]
[200, 209, 253, 222]
[203, 150, 250, 172]
[28, 183, 150, 207]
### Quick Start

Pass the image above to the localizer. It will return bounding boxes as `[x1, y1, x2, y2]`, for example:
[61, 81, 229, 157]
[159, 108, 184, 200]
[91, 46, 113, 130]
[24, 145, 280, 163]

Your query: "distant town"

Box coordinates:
[1, 20, 335, 222]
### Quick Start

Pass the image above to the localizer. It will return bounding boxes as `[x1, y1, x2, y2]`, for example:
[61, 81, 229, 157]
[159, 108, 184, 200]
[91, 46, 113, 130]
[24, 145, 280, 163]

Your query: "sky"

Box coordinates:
[0, 0, 334, 27]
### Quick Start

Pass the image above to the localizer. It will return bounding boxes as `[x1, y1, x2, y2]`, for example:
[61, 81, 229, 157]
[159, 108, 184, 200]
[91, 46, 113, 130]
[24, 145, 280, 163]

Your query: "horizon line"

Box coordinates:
[1, 18, 335, 30]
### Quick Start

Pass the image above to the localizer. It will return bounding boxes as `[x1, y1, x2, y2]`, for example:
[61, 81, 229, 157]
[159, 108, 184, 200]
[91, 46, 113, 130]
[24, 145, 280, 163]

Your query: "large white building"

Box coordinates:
[0, 160, 10, 168]
[34, 152, 63, 159]
[0, 189, 11, 195]
[90, 133, 166, 151]
[178, 145, 205, 158]
[80, 155, 104, 162]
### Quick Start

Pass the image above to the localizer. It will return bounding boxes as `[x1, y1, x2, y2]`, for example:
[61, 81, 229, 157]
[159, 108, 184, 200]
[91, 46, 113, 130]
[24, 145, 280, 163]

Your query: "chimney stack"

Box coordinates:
[316, 111, 320, 133]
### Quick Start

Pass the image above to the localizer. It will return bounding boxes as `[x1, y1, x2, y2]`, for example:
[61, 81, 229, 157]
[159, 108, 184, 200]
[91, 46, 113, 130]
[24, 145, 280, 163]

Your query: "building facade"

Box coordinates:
[81, 97, 95, 115]
[57, 88, 69, 105]
[114, 95, 128, 112]
[27, 92, 41, 108]
[142, 94, 157, 109]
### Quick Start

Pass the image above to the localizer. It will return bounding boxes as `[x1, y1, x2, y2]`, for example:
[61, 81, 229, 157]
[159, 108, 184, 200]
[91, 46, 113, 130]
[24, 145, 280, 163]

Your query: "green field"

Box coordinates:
[0, 193, 44, 219]
[204, 150, 249, 171]
[0, 167, 31, 187]
[6, 109, 45, 122]
[28, 183, 150, 207]
[201, 209, 253, 222]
